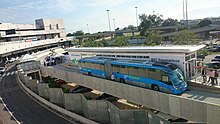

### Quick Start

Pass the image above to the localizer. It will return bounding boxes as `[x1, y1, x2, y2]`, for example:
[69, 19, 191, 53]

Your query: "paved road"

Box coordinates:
[0, 66, 74, 124]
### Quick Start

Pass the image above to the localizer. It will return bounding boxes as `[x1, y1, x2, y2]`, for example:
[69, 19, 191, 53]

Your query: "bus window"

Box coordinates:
[112, 65, 120, 72]
[148, 68, 157, 79]
[155, 70, 163, 80]
[120, 66, 128, 74]
[100, 64, 104, 70]
[162, 75, 172, 85]
[128, 67, 138, 76]
[138, 68, 148, 78]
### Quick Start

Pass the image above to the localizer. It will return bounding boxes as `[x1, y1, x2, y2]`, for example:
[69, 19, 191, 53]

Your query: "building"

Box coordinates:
[0, 18, 67, 62]
[66, 45, 206, 79]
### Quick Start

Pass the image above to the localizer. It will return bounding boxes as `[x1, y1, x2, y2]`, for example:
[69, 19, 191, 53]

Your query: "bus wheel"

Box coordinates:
[120, 78, 125, 83]
[88, 72, 92, 76]
[151, 84, 160, 91]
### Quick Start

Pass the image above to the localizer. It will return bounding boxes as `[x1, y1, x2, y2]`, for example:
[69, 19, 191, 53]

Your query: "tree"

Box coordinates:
[145, 30, 163, 46]
[75, 30, 84, 36]
[127, 25, 135, 30]
[138, 13, 163, 36]
[162, 18, 179, 26]
[113, 36, 128, 46]
[172, 30, 200, 45]
[138, 14, 151, 36]
[147, 14, 163, 27]
[67, 33, 73, 36]
[197, 19, 212, 28]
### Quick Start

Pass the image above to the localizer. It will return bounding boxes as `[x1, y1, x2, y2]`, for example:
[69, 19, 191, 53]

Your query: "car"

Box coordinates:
[205, 62, 220, 69]
[211, 55, 220, 62]
[197, 54, 205, 61]
[211, 46, 220, 52]
[0, 67, 6, 75]
[43, 56, 56, 66]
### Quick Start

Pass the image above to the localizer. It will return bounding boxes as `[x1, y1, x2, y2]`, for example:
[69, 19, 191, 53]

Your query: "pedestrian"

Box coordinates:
[201, 67, 207, 83]
[111, 73, 115, 81]
[214, 70, 218, 85]
[208, 69, 215, 85]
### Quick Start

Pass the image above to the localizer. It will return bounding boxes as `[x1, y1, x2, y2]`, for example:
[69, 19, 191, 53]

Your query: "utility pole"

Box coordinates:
[106, 10, 111, 31]
[185, 0, 189, 27]
[183, 0, 185, 20]
[86, 24, 89, 33]
[135, 6, 139, 27]
[113, 19, 116, 31]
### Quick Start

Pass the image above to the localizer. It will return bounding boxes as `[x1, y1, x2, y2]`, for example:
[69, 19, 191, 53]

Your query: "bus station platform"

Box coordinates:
[191, 74, 220, 87]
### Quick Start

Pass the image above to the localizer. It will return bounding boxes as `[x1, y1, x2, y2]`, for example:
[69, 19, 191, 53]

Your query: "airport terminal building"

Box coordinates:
[66, 45, 206, 79]
[0, 18, 67, 62]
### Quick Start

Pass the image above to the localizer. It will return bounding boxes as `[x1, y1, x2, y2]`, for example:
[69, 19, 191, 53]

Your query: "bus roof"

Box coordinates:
[110, 59, 177, 72]
[79, 57, 115, 64]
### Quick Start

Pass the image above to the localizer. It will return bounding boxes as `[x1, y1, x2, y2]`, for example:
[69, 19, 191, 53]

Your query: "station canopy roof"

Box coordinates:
[66, 45, 206, 54]
[19, 54, 36, 62]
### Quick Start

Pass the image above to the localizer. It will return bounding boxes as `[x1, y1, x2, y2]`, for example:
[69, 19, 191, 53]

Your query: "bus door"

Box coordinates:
[104, 60, 112, 80]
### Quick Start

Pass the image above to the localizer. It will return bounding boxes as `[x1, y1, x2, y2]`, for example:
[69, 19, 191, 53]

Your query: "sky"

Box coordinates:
[0, 0, 220, 33]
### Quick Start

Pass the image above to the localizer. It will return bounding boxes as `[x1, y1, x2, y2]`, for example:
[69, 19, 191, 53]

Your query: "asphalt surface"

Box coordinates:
[0, 66, 74, 124]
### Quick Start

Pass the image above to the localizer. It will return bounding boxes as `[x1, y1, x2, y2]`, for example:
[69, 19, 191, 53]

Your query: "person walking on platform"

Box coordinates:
[208, 69, 215, 85]
[201, 67, 207, 83]
[214, 70, 218, 85]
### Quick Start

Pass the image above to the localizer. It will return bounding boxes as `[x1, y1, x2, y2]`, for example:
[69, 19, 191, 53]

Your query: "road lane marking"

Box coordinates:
[6, 73, 10, 76]
[11, 71, 14, 75]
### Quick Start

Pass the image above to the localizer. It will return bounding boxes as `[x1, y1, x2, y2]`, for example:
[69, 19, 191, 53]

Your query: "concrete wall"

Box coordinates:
[17, 72, 98, 124]
[38, 83, 49, 99]
[64, 94, 83, 115]
[18, 70, 172, 124]
[40, 67, 220, 124]
[48, 88, 64, 107]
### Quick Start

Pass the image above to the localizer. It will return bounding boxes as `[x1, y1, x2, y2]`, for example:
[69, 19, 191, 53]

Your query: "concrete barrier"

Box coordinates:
[40, 66, 220, 124]
[17, 72, 99, 124]
[38, 83, 49, 99]
[64, 94, 83, 115]
[48, 88, 64, 107]
[29, 79, 38, 93]
[86, 100, 109, 124]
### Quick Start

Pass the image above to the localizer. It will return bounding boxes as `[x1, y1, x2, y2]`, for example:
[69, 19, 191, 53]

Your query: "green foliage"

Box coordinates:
[127, 25, 135, 30]
[75, 30, 84, 36]
[49, 49, 57, 56]
[113, 36, 128, 46]
[147, 14, 163, 27]
[172, 30, 201, 45]
[162, 18, 178, 26]
[145, 30, 163, 46]
[197, 19, 212, 28]
[81, 39, 108, 47]
[46, 78, 57, 88]
[62, 88, 70, 93]
[138, 13, 163, 36]
[197, 49, 210, 56]
[138, 14, 151, 36]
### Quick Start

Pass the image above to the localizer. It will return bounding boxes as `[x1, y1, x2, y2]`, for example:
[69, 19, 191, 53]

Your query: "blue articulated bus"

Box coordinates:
[79, 57, 187, 95]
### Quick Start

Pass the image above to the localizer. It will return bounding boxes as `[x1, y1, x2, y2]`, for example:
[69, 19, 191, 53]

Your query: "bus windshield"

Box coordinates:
[171, 70, 184, 86]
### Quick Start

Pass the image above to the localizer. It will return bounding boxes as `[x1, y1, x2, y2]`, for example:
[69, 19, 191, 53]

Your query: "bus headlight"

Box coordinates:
[174, 87, 180, 90]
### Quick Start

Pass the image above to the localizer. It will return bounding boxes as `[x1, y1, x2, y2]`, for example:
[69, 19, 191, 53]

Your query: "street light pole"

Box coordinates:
[86, 24, 89, 33]
[113, 19, 116, 31]
[135, 6, 138, 27]
[185, 0, 189, 27]
[106, 10, 111, 31]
